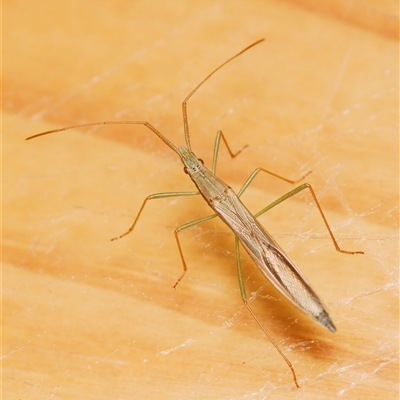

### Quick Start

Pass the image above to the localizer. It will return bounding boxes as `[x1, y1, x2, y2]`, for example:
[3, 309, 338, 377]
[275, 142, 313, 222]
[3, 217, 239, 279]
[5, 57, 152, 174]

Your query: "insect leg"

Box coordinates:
[211, 130, 248, 174]
[237, 167, 311, 197]
[234, 237, 300, 388]
[237, 168, 363, 254]
[254, 183, 363, 254]
[173, 213, 218, 289]
[111, 191, 199, 241]
[112, 191, 219, 288]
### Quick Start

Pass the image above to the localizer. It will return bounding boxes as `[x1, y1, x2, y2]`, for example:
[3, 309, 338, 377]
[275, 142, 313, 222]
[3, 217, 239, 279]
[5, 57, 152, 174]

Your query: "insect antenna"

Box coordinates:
[26, 120, 179, 155]
[181, 38, 265, 150]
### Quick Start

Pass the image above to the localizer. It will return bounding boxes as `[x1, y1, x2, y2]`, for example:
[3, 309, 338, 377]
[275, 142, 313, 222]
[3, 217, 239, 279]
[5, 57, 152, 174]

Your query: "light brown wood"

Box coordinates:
[4, 1, 398, 398]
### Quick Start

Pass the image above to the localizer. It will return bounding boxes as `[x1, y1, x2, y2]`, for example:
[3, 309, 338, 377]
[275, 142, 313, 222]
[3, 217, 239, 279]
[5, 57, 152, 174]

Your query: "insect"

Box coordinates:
[27, 39, 363, 387]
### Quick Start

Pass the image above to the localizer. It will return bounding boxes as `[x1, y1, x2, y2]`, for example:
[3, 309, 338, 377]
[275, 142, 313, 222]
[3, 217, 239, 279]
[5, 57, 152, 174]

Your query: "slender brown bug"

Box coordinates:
[27, 39, 363, 387]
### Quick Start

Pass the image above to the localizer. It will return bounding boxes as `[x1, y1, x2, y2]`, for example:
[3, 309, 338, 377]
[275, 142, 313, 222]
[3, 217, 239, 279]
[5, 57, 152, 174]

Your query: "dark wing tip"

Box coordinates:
[317, 311, 337, 333]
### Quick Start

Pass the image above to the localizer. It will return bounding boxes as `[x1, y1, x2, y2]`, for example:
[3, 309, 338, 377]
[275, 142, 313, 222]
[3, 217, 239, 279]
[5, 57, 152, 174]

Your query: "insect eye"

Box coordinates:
[198, 159, 204, 165]
[183, 167, 188, 174]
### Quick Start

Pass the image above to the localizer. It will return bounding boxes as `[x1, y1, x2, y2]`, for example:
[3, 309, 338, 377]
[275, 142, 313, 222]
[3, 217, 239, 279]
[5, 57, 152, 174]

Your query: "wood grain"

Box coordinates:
[4, 1, 398, 399]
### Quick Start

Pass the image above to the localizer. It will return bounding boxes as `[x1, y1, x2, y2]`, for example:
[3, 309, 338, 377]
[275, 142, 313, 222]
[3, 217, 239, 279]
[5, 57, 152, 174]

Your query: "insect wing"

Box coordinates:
[214, 188, 335, 332]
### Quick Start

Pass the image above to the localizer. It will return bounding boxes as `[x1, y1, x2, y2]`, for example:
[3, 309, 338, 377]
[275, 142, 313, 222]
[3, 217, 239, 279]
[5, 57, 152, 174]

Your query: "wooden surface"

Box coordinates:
[3, 1, 399, 399]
